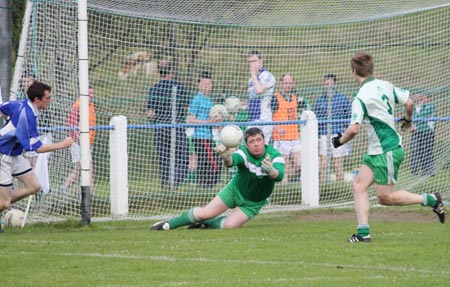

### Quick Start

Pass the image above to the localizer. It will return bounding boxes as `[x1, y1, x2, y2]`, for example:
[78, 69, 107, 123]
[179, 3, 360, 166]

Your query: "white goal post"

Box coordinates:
[9, 0, 450, 223]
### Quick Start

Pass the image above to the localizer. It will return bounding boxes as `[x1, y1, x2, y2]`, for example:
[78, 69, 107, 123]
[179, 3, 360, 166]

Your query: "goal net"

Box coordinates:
[11, 0, 450, 221]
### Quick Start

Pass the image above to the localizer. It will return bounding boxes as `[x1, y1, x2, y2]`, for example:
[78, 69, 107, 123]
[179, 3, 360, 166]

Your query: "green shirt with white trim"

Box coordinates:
[351, 77, 410, 155]
[231, 145, 284, 202]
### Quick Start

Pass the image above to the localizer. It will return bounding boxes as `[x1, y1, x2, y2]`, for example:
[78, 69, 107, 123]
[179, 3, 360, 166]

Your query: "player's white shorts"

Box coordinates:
[70, 143, 92, 163]
[319, 134, 350, 158]
[0, 154, 32, 187]
[273, 140, 301, 155]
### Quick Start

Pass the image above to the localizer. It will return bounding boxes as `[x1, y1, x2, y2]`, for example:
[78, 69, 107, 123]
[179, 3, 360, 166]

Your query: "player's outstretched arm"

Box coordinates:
[36, 137, 74, 153]
[214, 144, 234, 167]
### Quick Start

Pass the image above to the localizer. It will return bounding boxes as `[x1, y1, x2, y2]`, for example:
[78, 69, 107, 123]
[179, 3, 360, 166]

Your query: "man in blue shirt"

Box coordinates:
[0, 81, 74, 232]
[187, 72, 221, 188]
[314, 74, 351, 182]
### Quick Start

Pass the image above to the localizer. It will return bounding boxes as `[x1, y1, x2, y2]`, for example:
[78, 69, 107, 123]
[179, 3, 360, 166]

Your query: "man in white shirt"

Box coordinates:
[247, 50, 276, 143]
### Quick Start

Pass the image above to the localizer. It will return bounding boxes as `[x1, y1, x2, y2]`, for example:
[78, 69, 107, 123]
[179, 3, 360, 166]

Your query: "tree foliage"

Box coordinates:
[11, 0, 26, 60]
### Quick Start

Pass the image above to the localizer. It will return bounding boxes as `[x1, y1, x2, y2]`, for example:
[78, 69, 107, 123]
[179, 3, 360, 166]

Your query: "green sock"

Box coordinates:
[168, 208, 197, 229]
[357, 224, 370, 237]
[205, 216, 226, 229]
[422, 193, 436, 207]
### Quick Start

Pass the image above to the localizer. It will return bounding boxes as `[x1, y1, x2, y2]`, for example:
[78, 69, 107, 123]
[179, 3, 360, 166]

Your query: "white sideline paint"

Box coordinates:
[34, 251, 438, 275]
[64, 252, 447, 275]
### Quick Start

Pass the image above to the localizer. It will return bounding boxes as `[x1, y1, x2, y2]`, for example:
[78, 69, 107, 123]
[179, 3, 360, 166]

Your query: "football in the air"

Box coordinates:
[224, 96, 242, 114]
[220, 125, 244, 148]
[209, 104, 229, 121]
[3, 208, 25, 228]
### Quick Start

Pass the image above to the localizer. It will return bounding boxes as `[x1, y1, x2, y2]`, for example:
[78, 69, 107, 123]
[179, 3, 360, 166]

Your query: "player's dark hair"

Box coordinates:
[248, 50, 262, 59]
[198, 71, 212, 82]
[27, 81, 51, 101]
[158, 61, 172, 76]
[280, 73, 294, 82]
[324, 73, 337, 82]
[351, 52, 373, 77]
[244, 127, 264, 142]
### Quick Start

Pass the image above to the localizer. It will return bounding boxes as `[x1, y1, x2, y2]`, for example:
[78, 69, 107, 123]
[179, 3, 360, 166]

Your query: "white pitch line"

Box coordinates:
[56, 251, 444, 276]
[7, 247, 446, 276]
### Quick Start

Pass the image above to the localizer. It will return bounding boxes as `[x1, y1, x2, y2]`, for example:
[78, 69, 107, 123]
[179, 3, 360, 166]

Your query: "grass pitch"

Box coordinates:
[1, 208, 448, 287]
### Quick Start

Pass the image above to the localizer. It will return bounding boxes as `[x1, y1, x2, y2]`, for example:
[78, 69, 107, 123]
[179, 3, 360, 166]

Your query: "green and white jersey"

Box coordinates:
[351, 77, 410, 155]
[231, 145, 285, 202]
[414, 102, 437, 133]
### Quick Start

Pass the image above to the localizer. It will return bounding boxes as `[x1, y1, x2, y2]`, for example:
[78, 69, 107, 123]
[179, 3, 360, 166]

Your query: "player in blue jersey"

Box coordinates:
[151, 127, 285, 231]
[0, 81, 74, 232]
[332, 52, 445, 243]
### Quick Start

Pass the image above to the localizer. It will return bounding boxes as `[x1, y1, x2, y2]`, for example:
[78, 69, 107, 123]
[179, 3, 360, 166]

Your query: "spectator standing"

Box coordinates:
[410, 93, 437, 176]
[272, 74, 308, 183]
[247, 51, 276, 143]
[314, 74, 351, 182]
[147, 61, 190, 189]
[187, 72, 222, 188]
[61, 87, 96, 192]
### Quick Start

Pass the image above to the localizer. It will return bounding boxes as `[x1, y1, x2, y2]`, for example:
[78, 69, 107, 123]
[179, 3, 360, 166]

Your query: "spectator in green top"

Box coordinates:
[410, 92, 437, 177]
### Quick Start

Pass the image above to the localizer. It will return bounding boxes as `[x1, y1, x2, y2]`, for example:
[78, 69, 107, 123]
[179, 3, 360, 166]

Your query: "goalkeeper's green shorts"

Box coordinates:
[218, 181, 268, 219]
[362, 147, 404, 185]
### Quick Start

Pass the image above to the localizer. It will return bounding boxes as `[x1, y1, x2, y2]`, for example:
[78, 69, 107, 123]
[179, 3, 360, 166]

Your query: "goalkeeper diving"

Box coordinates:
[151, 127, 285, 230]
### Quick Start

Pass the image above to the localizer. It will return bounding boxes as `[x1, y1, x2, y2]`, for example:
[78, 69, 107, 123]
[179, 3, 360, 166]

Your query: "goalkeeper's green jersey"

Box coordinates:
[230, 145, 284, 202]
[351, 77, 410, 155]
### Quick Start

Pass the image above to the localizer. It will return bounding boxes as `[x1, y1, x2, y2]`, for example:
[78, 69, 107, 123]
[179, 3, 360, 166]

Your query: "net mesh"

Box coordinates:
[10, 0, 450, 221]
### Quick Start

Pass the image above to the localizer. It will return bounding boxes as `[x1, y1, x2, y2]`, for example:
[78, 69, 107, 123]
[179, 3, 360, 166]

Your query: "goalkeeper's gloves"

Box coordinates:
[261, 155, 276, 177]
[214, 144, 234, 160]
[331, 133, 343, 148]
[398, 117, 412, 132]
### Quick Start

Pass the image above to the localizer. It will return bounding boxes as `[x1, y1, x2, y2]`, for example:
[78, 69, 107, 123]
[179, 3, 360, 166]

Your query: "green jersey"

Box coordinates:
[351, 77, 410, 155]
[413, 101, 437, 132]
[230, 145, 284, 202]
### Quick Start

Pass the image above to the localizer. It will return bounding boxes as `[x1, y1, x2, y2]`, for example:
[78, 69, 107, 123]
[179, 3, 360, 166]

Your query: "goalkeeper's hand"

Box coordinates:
[261, 155, 276, 176]
[398, 117, 412, 132]
[214, 144, 234, 160]
[331, 133, 343, 148]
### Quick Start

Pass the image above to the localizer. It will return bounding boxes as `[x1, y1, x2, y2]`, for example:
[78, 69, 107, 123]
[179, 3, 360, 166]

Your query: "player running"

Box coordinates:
[332, 52, 445, 243]
[0, 81, 74, 233]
